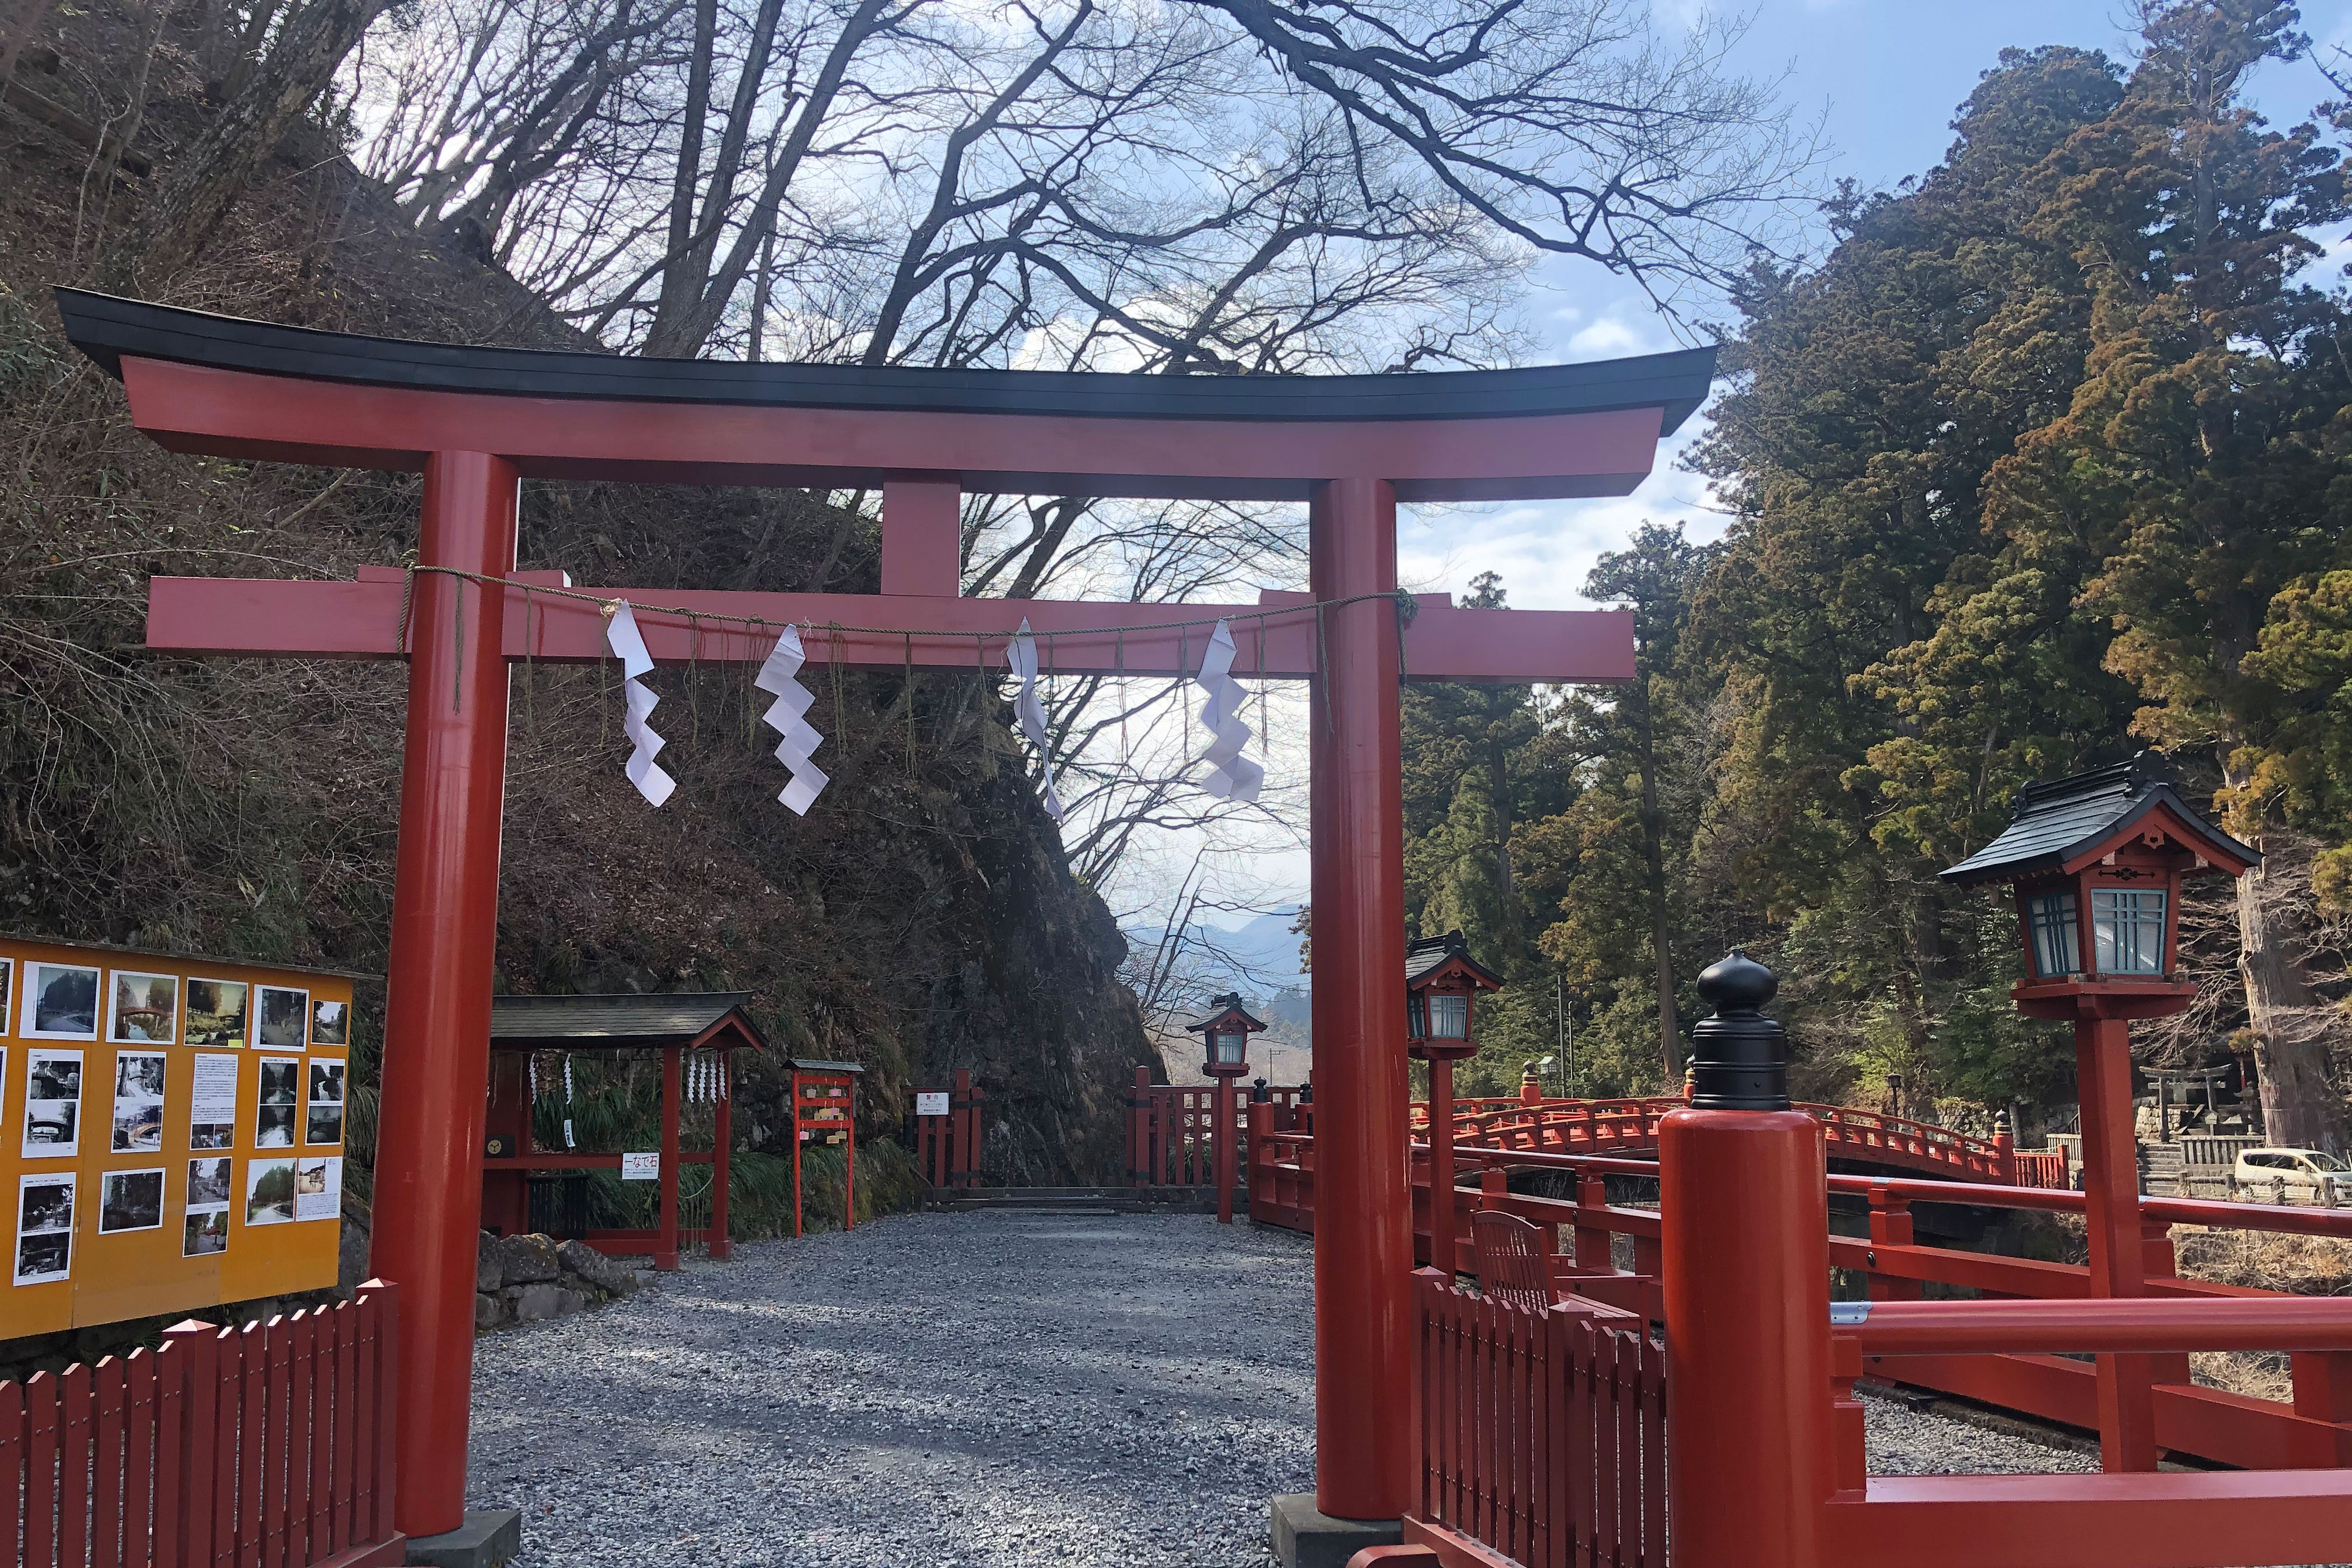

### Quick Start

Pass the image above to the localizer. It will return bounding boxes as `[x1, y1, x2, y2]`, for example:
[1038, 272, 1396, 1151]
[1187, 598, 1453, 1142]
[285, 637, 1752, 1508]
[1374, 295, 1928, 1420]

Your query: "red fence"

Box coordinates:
[911, 1069, 986, 1188]
[2, 1282, 403, 1568]
[1125, 1069, 1304, 1189]
[2013, 1146, 2071, 1189]
[1413, 1272, 1664, 1568]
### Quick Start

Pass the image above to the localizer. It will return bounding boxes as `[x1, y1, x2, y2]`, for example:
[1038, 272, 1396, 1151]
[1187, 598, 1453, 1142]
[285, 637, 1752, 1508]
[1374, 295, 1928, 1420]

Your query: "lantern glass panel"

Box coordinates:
[1407, 995, 1427, 1038]
[2091, 889, 2167, 975]
[1429, 994, 1469, 1039]
[2025, 890, 2080, 978]
[1212, 1030, 1247, 1066]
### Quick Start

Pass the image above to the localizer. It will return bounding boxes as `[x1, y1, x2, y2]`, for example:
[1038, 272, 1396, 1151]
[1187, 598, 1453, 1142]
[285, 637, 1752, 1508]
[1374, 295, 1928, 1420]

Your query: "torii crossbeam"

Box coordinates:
[57, 288, 1713, 1546]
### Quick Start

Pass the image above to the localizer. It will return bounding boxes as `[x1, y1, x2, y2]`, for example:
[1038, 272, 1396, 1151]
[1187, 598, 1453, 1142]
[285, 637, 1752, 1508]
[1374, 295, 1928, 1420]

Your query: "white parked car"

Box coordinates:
[2231, 1148, 2352, 1205]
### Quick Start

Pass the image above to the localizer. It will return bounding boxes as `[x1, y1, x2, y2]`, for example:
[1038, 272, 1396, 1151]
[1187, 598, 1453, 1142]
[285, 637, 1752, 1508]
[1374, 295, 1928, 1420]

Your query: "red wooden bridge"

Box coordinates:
[1124, 1074, 2066, 1194]
[1415, 1095, 2045, 1185]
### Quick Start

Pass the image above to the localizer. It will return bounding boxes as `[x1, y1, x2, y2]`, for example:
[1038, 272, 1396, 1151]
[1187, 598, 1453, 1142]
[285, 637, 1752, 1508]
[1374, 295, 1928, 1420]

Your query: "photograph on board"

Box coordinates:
[310, 998, 348, 1049]
[256, 1105, 296, 1149]
[22, 1049, 83, 1157]
[255, 1055, 300, 1156]
[106, 971, 179, 1044]
[305, 1059, 346, 1146]
[184, 1154, 232, 1258]
[15, 1174, 75, 1284]
[21, 961, 99, 1040]
[188, 1052, 237, 1149]
[0, 958, 12, 1026]
[184, 979, 249, 1048]
[295, 1155, 342, 1222]
[245, 1158, 296, 1225]
[99, 1168, 166, 1233]
[186, 1156, 232, 1209]
[257, 1058, 299, 1105]
[110, 1050, 167, 1153]
[183, 1209, 228, 1257]
[257, 1056, 299, 1146]
[256, 986, 309, 1049]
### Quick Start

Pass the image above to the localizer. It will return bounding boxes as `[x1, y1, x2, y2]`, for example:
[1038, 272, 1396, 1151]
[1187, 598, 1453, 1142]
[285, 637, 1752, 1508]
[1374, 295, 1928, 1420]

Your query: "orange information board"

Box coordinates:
[0, 935, 356, 1337]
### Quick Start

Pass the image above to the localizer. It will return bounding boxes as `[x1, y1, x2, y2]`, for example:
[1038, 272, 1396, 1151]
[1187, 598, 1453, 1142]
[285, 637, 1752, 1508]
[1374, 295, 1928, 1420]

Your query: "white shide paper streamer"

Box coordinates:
[755, 625, 830, 815]
[1194, 618, 1265, 803]
[1007, 619, 1065, 821]
[604, 600, 676, 807]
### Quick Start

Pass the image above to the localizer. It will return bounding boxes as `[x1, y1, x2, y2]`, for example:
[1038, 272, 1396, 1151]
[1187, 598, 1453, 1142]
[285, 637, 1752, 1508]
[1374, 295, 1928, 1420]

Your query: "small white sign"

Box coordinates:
[915, 1092, 950, 1118]
[620, 1152, 660, 1181]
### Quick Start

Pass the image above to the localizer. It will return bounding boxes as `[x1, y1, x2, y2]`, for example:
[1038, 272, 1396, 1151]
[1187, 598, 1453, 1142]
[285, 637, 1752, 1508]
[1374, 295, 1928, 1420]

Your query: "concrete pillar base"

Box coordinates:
[1270, 1493, 1402, 1568]
[405, 1508, 523, 1568]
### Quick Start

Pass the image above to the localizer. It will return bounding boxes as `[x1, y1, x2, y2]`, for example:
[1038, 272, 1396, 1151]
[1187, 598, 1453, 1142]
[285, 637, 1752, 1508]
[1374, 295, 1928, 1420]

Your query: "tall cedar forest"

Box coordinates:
[1408, 10, 2352, 1149]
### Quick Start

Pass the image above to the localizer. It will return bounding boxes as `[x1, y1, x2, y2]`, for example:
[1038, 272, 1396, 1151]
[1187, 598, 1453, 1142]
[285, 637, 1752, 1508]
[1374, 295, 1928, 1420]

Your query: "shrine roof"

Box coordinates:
[1940, 754, 2258, 887]
[1406, 930, 1503, 991]
[783, 1058, 865, 1075]
[1186, 992, 1269, 1032]
[54, 289, 1715, 433]
[488, 992, 766, 1051]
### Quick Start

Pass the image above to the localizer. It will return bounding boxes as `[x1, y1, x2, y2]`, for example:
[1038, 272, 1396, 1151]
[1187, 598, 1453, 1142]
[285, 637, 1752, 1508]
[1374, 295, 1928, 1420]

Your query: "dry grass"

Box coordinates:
[2174, 1230, 2352, 1401]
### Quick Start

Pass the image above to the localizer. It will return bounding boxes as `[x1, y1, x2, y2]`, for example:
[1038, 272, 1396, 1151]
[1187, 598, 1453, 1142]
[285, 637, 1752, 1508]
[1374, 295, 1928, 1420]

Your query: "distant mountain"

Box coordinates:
[1132, 905, 1312, 1085]
[1129, 905, 1308, 998]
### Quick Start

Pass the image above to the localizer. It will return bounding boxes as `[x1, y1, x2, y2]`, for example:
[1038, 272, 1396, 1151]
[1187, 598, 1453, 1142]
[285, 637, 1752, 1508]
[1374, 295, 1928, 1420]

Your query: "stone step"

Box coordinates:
[926, 1185, 1223, 1214]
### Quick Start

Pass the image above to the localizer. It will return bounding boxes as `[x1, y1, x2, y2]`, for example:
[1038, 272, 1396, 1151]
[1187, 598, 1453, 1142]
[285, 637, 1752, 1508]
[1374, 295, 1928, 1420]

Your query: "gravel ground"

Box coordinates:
[468, 1212, 1318, 1567]
[468, 1210, 2094, 1567]
[1859, 1387, 2099, 1476]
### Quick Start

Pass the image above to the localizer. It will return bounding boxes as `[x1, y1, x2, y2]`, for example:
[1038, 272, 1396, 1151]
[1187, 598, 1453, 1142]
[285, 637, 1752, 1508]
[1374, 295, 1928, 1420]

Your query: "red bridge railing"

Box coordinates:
[1414, 1096, 2017, 1183]
[2, 1281, 403, 1568]
[1247, 1119, 2352, 1477]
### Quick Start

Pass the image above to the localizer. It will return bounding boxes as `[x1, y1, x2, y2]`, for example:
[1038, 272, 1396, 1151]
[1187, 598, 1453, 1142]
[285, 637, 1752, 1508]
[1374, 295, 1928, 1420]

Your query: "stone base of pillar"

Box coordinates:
[405, 1508, 523, 1568]
[1270, 1493, 1402, 1568]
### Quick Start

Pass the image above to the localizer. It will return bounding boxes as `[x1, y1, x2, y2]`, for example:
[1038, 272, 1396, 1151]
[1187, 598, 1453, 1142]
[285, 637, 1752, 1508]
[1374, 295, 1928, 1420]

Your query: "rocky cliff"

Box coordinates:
[0, 11, 1153, 1196]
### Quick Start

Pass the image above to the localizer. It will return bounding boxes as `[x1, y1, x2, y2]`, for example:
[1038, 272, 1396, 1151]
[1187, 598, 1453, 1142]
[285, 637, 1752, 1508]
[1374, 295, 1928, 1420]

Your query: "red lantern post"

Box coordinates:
[1943, 753, 2258, 1470]
[1187, 996, 1266, 1223]
[1404, 931, 1502, 1276]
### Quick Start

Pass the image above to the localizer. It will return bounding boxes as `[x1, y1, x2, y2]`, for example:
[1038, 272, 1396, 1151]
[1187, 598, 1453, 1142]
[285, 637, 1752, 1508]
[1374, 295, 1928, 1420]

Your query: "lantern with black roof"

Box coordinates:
[1941, 751, 2256, 1472]
[1186, 994, 1267, 1224]
[1404, 930, 1504, 1278]
[1189, 993, 1266, 1077]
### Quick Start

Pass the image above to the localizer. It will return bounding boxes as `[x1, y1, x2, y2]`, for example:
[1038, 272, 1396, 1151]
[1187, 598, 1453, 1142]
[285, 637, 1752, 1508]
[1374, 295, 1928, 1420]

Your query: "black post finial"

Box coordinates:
[1686, 949, 1790, 1111]
[1251, 1077, 1272, 1103]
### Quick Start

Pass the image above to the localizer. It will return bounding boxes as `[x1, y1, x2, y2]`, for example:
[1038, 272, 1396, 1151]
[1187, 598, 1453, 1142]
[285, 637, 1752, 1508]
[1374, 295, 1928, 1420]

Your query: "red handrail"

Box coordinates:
[1845, 1296, 2352, 1356]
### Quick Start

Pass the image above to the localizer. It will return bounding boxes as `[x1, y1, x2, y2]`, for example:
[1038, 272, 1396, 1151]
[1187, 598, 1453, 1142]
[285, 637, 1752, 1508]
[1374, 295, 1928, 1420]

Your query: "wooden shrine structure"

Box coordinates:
[57, 284, 1709, 1543]
[786, 1057, 862, 1236]
[482, 992, 764, 1270]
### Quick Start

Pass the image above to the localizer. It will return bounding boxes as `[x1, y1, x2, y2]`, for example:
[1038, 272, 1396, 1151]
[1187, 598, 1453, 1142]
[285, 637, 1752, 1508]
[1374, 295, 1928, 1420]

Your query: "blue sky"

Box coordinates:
[1188, 0, 2352, 922]
[1398, 0, 2352, 617]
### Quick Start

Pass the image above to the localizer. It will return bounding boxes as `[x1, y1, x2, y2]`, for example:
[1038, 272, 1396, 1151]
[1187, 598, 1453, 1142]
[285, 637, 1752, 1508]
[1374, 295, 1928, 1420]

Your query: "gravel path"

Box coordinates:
[468, 1212, 1318, 1567]
[468, 1210, 2091, 1567]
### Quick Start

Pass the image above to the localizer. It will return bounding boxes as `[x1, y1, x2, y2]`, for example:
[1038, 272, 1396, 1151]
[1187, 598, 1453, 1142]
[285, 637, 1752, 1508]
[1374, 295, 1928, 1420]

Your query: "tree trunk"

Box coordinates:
[1636, 675, 1676, 1085]
[2236, 842, 2338, 1152]
[98, 0, 389, 288]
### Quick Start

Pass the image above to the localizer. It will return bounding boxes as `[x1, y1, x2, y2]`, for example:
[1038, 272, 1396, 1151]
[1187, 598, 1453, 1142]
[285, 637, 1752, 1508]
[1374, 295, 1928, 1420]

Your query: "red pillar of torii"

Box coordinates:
[57, 287, 1712, 1541]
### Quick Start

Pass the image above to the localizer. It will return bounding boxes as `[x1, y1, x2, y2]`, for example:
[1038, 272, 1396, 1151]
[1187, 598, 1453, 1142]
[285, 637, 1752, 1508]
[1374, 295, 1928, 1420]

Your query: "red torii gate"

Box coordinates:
[55, 286, 1712, 1546]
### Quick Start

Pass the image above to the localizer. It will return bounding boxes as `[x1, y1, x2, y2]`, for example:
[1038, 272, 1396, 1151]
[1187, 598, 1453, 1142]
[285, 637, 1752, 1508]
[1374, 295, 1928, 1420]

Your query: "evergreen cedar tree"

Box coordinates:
[1399, 3, 2352, 1146]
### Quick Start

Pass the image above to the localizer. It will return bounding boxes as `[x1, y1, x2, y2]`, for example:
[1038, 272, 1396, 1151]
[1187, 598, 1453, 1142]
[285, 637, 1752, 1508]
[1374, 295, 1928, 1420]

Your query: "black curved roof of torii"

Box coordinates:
[52, 288, 1717, 432]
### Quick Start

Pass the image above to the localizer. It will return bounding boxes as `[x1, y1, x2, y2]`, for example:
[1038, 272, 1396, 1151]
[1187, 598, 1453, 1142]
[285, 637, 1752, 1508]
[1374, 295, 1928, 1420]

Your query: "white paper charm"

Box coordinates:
[604, 601, 676, 807]
[1007, 619, 1065, 821]
[1193, 618, 1265, 803]
[756, 625, 830, 816]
